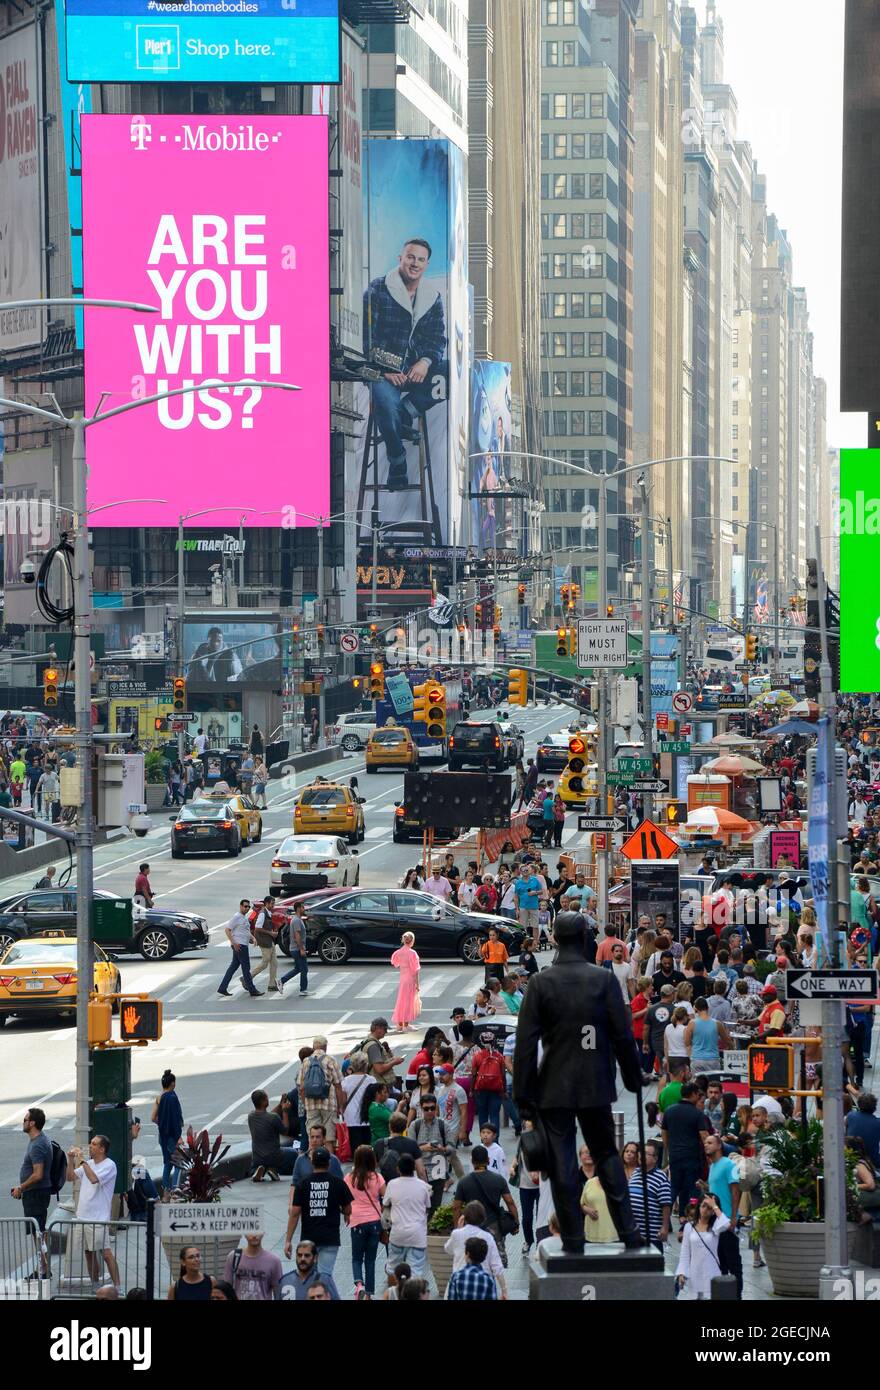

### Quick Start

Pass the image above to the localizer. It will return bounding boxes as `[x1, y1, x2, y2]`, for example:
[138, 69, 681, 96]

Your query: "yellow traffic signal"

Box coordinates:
[412, 682, 429, 723]
[745, 633, 757, 662]
[606, 603, 614, 618]
[87, 1000, 112, 1046]
[426, 684, 447, 739]
[556, 627, 568, 657]
[352, 677, 363, 692]
[508, 669, 529, 707]
[370, 662, 385, 701]
[43, 666, 59, 708]
[563, 735, 588, 797]
[517, 584, 526, 607]
[173, 676, 186, 712]
[568, 628, 577, 656]
[475, 602, 483, 627]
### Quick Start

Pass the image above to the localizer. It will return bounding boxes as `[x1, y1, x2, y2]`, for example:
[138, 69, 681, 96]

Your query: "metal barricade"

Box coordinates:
[0, 1216, 51, 1299]
[47, 1212, 148, 1299]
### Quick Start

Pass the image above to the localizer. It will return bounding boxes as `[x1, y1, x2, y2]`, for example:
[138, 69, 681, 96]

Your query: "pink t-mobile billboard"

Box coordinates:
[81, 114, 330, 528]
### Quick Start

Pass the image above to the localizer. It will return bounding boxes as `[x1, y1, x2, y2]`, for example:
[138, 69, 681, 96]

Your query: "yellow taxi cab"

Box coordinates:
[0, 935, 121, 1024]
[194, 789, 263, 845]
[293, 779, 365, 844]
[366, 726, 420, 773]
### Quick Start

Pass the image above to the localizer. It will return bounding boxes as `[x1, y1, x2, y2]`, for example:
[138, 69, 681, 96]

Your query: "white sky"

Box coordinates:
[705, 0, 859, 450]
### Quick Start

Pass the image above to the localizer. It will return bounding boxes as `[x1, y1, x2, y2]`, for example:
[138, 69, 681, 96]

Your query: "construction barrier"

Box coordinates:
[0, 1216, 50, 1299]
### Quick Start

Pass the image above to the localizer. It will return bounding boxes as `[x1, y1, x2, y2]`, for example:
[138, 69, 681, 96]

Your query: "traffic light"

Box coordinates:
[119, 998, 163, 1042]
[561, 584, 570, 608]
[745, 632, 757, 662]
[665, 800, 688, 825]
[475, 602, 483, 627]
[412, 683, 429, 724]
[748, 1044, 793, 1092]
[508, 669, 528, 707]
[43, 666, 58, 708]
[154, 716, 168, 733]
[352, 677, 363, 692]
[556, 627, 568, 657]
[606, 604, 614, 618]
[369, 622, 379, 646]
[317, 624, 325, 650]
[370, 662, 385, 701]
[87, 1000, 112, 1046]
[173, 677, 186, 712]
[568, 628, 577, 657]
[517, 583, 526, 607]
[676, 609, 686, 625]
[426, 684, 447, 739]
[560, 734, 589, 804]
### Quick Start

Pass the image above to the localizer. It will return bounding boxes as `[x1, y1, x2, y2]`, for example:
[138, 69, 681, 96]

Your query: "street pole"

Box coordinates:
[773, 521, 781, 671]
[814, 525, 850, 1298]
[371, 507, 379, 617]
[71, 416, 93, 1152]
[596, 472, 610, 931]
[317, 518, 326, 750]
[666, 517, 675, 633]
[177, 514, 186, 765]
[639, 478, 655, 824]
[238, 515, 245, 594]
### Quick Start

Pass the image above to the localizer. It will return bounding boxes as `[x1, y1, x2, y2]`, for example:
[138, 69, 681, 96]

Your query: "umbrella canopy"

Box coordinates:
[683, 806, 754, 834]
[788, 699, 820, 719]
[703, 754, 765, 775]
[750, 689, 796, 709]
[699, 731, 761, 748]
[762, 719, 820, 737]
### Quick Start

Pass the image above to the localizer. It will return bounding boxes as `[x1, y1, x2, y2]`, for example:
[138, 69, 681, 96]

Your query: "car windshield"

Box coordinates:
[279, 837, 336, 855]
[0, 939, 77, 964]
[300, 788, 346, 806]
[372, 731, 405, 745]
[180, 803, 231, 820]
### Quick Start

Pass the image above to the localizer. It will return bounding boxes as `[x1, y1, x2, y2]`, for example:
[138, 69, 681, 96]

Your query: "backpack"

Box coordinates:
[474, 1049, 506, 1094]
[303, 1053, 331, 1100]
[48, 1140, 68, 1195]
[247, 907, 261, 927]
[375, 1140, 402, 1183]
[732, 1155, 761, 1192]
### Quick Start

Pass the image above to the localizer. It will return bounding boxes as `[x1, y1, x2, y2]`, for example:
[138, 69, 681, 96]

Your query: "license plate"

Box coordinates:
[195, 827, 212, 835]
[297, 863, 311, 871]
[25, 980, 45, 991]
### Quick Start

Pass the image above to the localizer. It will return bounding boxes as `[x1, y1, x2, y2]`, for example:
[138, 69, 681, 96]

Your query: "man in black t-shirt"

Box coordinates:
[452, 1146, 518, 1266]
[284, 1149, 351, 1274]
[645, 985, 676, 1062]
[375, 1113, 427, 1181]
[652, 953, 684, 995]
[660, 1084, 710, 1229]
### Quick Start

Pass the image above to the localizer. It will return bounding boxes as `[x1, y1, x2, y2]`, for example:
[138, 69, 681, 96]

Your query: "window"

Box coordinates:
[589, 410, 604, 435]
[589, 370, 603, 396]
[570, 332, 585, 357]
[553, 252, 568, 278]
[554, 93, 568, 118]
[545, 41, 559, 65]
[571, 411, 585, 436]
[589, 133, 604, 158]
[589, 174, 604, 198]
[589, 332, 603, 356]
[541, 134, 550, 160]
[589, 252, 604, 278]
[731, 496, 739, 509]
[563, 41, 577, 65]
[588, 292, 604, 317]
[732, 353, 739, 368]
[571, 133, 585, 160]
[547, 528, 563, 548]
[589, 213, 604, 238]
[570, 371, 585, 396]
[731, 472, 739, 487]
[552, 370, 567, 396]
[541, 252, 550, 279]
[570, 489, 585, 511]
[552, 293, 567, 318]
[571, 251, 585, 278]
[571, 292, 585, 318]
[553, 411, 568, 435]
[554, 133, 568, 158]
[541, 214, 550, 240]
[572, 93, 585, 119]
[732, 400, 738, 415]
[540, 332, 549, 356]
[552, 332, 567, 356]
[554, 173, 567, 198]
[553, 213, 567, 238]
[590, 94, 604, 117]
[731, 424, 739, 440]
[540, 371, 550, 396]
[566, 526, 582, 545]
[571, 173, 586, 198]
[571, 213, 586, 240]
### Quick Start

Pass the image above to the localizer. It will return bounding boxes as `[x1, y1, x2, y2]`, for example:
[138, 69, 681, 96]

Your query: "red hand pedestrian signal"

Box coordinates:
[752, 1052, 770, 1083]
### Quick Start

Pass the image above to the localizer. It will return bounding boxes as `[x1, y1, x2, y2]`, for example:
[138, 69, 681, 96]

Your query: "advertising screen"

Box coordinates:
[183, 617, 281, 687]
[81, 114, 330, 528]
[353, 139, 469, 548]
[65, 0, 340, 85]
[0, 25, 42, 353]
[840, 448, 880, 691]
[470, 361, 512, 555]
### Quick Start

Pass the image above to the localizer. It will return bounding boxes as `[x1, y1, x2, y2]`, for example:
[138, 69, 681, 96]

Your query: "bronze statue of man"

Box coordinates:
[513, 911, 644, 1253]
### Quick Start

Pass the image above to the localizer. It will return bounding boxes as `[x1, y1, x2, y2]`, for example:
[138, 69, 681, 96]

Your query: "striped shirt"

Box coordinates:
[628, 1166, 672, 1241]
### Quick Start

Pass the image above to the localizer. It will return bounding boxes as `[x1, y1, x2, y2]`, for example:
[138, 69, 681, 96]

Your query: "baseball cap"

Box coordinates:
[761, 985, 777, 998]
[450, 1008, 465, 1019]
[434, 1065, 454, 1075]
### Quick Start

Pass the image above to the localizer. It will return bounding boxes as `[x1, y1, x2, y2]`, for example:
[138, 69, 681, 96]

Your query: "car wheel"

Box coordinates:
[459, 932, 485, 965]
[229, 837, 240, 857]
[241, 825, 249, 847]
[317, 932, 351, 965]
[354, 868, 360, 886]
[348, 831, 359, 845]
[0, 930, 19, 957]
[342, 735, 359, 752]
[138, 928, 174, 961]
[171, 847, 184, 859]
[366, 765, 377, 774]
[253, 823, 262, 843]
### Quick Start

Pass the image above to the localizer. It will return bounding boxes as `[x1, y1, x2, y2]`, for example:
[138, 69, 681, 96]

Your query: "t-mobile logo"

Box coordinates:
[130, 119, 152, 151]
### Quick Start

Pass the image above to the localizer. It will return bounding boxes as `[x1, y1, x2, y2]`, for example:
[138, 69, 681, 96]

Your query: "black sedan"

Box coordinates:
[302, 888, 525, 965]
[0, 888, 209, 960]
[171, 802, 241, 857]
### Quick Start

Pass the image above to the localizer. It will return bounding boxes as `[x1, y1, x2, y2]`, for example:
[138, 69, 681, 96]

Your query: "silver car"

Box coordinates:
[270, 834, 360, 896]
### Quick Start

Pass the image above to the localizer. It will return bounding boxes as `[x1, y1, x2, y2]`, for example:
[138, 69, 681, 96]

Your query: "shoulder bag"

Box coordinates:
[471, 1171, 518, 1238]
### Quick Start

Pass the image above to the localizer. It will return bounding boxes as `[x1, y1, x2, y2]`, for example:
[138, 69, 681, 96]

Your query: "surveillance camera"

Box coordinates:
[636, 472, 646, 487]
[20, 558, 36, 584]
[129, 812, 152, 838]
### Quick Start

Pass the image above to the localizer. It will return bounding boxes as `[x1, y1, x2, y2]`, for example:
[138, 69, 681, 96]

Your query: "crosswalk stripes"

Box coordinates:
[354, 975, 389, 999]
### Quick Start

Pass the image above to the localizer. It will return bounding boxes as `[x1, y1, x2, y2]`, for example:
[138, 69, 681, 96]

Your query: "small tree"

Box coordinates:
[171, 1128, 232, 1202]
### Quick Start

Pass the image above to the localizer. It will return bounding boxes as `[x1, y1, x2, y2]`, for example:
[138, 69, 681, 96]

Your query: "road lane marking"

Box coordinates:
[418, 971, 456, 997]
[354, 976, 389, 999]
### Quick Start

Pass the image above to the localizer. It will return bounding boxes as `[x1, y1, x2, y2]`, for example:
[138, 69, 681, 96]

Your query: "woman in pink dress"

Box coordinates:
[391, 932, 421, 1032]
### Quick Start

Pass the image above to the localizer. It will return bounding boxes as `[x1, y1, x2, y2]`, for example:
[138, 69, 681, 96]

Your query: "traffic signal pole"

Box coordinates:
[72, 416, 95, 1152]
[639, 478, 655, 825]
[597, 472, 610, 932]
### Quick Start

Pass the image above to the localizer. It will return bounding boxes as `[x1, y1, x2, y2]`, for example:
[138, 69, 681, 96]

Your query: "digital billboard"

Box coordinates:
[0, 25, 43, 353]
[65, 0, 340, 85]
[840, 448, 879, 691]
[183, 617, 281, 687]
[81, 114, 330, 528]
[353, 139, 470, 549]
[470, 361, 512, 555]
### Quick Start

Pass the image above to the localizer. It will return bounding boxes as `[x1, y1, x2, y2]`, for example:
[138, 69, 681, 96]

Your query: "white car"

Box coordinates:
[331, 711, 377, 751]
[270, 834, 360, 895]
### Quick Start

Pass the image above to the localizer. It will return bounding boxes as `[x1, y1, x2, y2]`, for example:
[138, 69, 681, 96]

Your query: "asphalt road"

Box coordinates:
[0, 702, 583, 1208]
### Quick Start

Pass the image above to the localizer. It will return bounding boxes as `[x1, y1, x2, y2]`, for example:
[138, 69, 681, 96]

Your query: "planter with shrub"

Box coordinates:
[161, 1129, 240, 1282]
[426, 1204, 456, 1297]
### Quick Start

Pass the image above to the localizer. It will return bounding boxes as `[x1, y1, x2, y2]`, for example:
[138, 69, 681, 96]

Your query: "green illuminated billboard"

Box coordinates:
[840, 449, 880, 692]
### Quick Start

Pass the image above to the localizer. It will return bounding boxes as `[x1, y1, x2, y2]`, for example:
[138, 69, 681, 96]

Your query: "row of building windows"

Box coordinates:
[540, 330, 616, 358]
[544, 0, 578, 24]
[541, 132, 608, 160]
[542, 409, 615, 438]
[541, 92, 606, 120]
[542, 172, 608, 200]
[542, 290, 613, 320]
[546, 527, 598, 548]
[541, 211, 611, 242]
[543, 40, 589, 67]
[541, 250, 607, 279]
[540, 369, 614, 398]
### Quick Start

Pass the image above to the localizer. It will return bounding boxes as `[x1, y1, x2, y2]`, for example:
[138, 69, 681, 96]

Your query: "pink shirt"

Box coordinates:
[344, 1171, 386, 1228]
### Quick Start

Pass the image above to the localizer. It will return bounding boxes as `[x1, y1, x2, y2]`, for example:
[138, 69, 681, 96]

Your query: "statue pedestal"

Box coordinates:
[528, 1238, 676, 1301]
